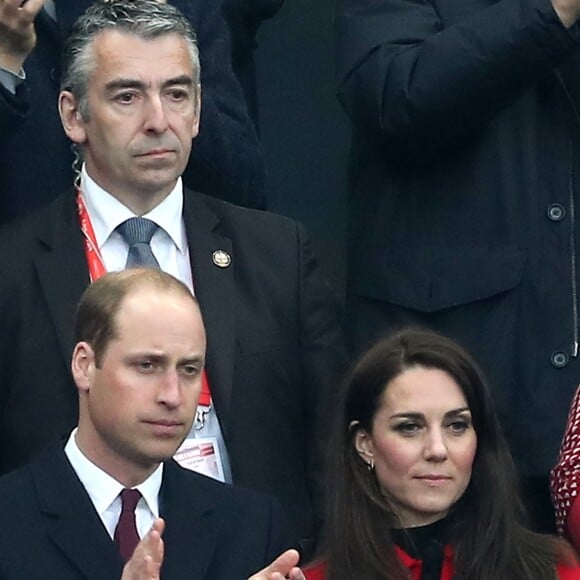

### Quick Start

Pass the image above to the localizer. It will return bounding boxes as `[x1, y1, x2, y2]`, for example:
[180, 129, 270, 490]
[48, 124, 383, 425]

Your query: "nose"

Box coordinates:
[157, 370, 182, 409]
[423, 428, 448, 462]
[143, 95, 170, 134]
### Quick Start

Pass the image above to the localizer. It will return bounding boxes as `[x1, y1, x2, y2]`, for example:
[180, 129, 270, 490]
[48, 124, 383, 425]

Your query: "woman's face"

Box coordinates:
[354, 366, 477, 527]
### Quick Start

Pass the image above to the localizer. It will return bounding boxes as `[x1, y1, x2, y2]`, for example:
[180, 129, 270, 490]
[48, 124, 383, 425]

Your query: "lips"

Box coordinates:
[143, 419, 184, 436]
[136, 149, 174, 157]
[414, 475, 452, 487]
[147, 419, 182, 427]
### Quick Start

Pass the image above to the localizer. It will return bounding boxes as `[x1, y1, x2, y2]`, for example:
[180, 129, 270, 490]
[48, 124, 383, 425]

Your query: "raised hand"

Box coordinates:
[0, 0, 45, 72]
[120, 518, 165, 580]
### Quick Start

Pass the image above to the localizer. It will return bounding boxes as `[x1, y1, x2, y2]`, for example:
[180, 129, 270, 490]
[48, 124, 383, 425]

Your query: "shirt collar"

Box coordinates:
[43, 0, 57, 20]
[64, 428, 162, 519]
[80, 165, 187, 255]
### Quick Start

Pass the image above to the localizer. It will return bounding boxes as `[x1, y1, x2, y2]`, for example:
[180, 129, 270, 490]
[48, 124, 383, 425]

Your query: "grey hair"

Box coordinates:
[61, 0, 201, 120]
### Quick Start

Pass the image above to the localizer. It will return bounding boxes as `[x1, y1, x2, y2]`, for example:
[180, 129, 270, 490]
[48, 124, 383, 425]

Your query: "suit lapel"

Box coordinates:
[159, 462, 220, 579]
[34, 194, 90, 370]
[183, 193, 236, 437]
[31, 445, 123, 580]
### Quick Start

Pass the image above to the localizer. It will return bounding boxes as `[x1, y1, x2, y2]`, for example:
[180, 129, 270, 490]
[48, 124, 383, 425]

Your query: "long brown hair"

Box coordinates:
[320, 327, 574, 579]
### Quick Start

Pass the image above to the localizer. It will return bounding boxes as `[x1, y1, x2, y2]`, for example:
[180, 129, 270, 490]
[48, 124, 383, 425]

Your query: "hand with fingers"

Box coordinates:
[0, 0, 45, 72]
[248, 549, 305, 580]
[120, 518, 165, 580]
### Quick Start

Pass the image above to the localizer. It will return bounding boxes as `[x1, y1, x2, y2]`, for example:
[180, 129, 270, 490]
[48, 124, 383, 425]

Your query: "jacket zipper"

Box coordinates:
[556, 69, 579, 357]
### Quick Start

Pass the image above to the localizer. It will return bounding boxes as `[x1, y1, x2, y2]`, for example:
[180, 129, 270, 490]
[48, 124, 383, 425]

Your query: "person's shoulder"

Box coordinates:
[0, 440, 65, 489]
[0, 463, 30, 494]
[0, 191, 75, 246]
[557, 561, 580, 579]
[165, 459, 278, 507]
[185, 189, 303, 239]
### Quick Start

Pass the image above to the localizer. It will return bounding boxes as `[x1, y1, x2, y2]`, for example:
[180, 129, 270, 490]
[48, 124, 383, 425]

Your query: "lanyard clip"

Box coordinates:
[194, 405, 211, 430]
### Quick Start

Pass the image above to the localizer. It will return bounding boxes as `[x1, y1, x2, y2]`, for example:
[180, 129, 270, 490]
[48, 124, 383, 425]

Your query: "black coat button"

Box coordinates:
[547, 204, 565, 221]
[551, 351, 569, 368]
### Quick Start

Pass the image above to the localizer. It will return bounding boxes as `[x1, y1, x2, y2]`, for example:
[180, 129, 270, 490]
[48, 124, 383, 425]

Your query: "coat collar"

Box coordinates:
[31, 443, 124, 579]
[159, 461, 222, 579]
[182, 193, 236, 438]
[34, 194, 90, 369]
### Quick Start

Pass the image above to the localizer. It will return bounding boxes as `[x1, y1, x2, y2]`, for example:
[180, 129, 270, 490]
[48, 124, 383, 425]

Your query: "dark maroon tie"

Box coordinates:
[114, 488, 141, 562]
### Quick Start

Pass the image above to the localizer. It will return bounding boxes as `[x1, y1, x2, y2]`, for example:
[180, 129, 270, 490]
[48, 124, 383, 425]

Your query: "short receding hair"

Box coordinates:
[61, 0, 201, 119]
[74, 269, 198, 366]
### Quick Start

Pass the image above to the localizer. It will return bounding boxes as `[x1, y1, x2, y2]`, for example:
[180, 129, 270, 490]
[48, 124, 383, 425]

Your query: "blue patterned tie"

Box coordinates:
[117, 217, 161, 269]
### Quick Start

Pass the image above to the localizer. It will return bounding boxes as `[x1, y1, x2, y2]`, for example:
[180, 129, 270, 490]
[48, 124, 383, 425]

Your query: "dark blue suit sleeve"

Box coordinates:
[335, 0, 580, 148]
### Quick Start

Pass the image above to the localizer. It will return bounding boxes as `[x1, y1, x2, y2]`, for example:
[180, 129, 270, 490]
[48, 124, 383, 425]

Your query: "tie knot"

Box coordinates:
[119, 488, 141, 513]
[117, 217, 158, 246]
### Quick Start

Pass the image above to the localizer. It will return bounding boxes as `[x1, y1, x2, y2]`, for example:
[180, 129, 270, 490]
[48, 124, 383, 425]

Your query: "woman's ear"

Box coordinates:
[351, 420, 374, 463]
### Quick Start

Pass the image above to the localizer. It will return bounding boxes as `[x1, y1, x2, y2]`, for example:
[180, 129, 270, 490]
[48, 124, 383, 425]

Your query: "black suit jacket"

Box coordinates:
[0, 190, 345, 541]
[0, 0, 264, 224]
[0, 443, 290, 579]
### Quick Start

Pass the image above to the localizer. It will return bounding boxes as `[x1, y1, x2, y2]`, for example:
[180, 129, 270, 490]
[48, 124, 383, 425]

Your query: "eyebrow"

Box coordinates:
[179, 355, 205, 366]
[389, 407, 471, 420]
[105, 75, 195, 93]
[129, 352, 205, 365]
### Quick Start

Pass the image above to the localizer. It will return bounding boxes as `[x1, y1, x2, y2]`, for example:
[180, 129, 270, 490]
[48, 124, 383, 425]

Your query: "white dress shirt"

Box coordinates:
[81, 166, 194, 292]
[43, 0, 57, 20]
[64, 429, 162, 540]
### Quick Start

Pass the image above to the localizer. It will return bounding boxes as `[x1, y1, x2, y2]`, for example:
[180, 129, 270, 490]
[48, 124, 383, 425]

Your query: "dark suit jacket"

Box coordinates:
[0, 443, 290, 579]
[0, 190, 345, 541]
[0, 0, 264, 225]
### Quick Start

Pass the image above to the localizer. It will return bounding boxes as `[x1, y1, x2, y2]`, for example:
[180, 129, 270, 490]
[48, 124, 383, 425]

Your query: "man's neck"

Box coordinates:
[75, 428, 159, 489]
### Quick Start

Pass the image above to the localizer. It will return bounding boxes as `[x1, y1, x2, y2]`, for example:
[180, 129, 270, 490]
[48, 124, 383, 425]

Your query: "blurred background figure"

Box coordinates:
[552, 384, 580, 552]
[223, 0, 284, 131]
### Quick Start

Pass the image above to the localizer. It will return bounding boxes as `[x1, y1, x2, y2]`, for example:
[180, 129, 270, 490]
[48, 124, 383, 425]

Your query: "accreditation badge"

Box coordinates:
[173, 437, 226, 482]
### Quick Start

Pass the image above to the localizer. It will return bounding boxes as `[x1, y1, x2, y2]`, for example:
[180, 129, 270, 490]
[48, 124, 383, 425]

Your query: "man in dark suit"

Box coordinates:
[0, 0, 344, 550]
[0, 268, 305, 579]
[0, 0, 264, 225]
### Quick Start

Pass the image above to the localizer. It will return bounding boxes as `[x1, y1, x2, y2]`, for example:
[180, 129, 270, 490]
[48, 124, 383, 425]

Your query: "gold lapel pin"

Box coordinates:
[212, 250, 231, 268]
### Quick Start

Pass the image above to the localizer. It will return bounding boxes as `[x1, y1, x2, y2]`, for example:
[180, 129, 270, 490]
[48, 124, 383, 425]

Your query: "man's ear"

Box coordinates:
[71, 342, 96, 394]
[351, 420, 375, 462]
[58, 91, 88, 144]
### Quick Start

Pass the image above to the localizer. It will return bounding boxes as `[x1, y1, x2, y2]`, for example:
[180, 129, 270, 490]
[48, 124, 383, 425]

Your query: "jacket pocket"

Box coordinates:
[353, 245, 526, 313]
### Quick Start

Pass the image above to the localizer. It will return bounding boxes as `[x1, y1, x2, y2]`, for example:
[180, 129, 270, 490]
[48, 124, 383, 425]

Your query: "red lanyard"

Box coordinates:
[77, 189, 213, 407]
[77, 189, 106, 282]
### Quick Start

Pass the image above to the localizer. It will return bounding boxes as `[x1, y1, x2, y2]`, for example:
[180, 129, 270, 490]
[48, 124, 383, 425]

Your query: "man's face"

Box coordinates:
[73, 287, 206, 485]
[61, 30, 200, 206]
